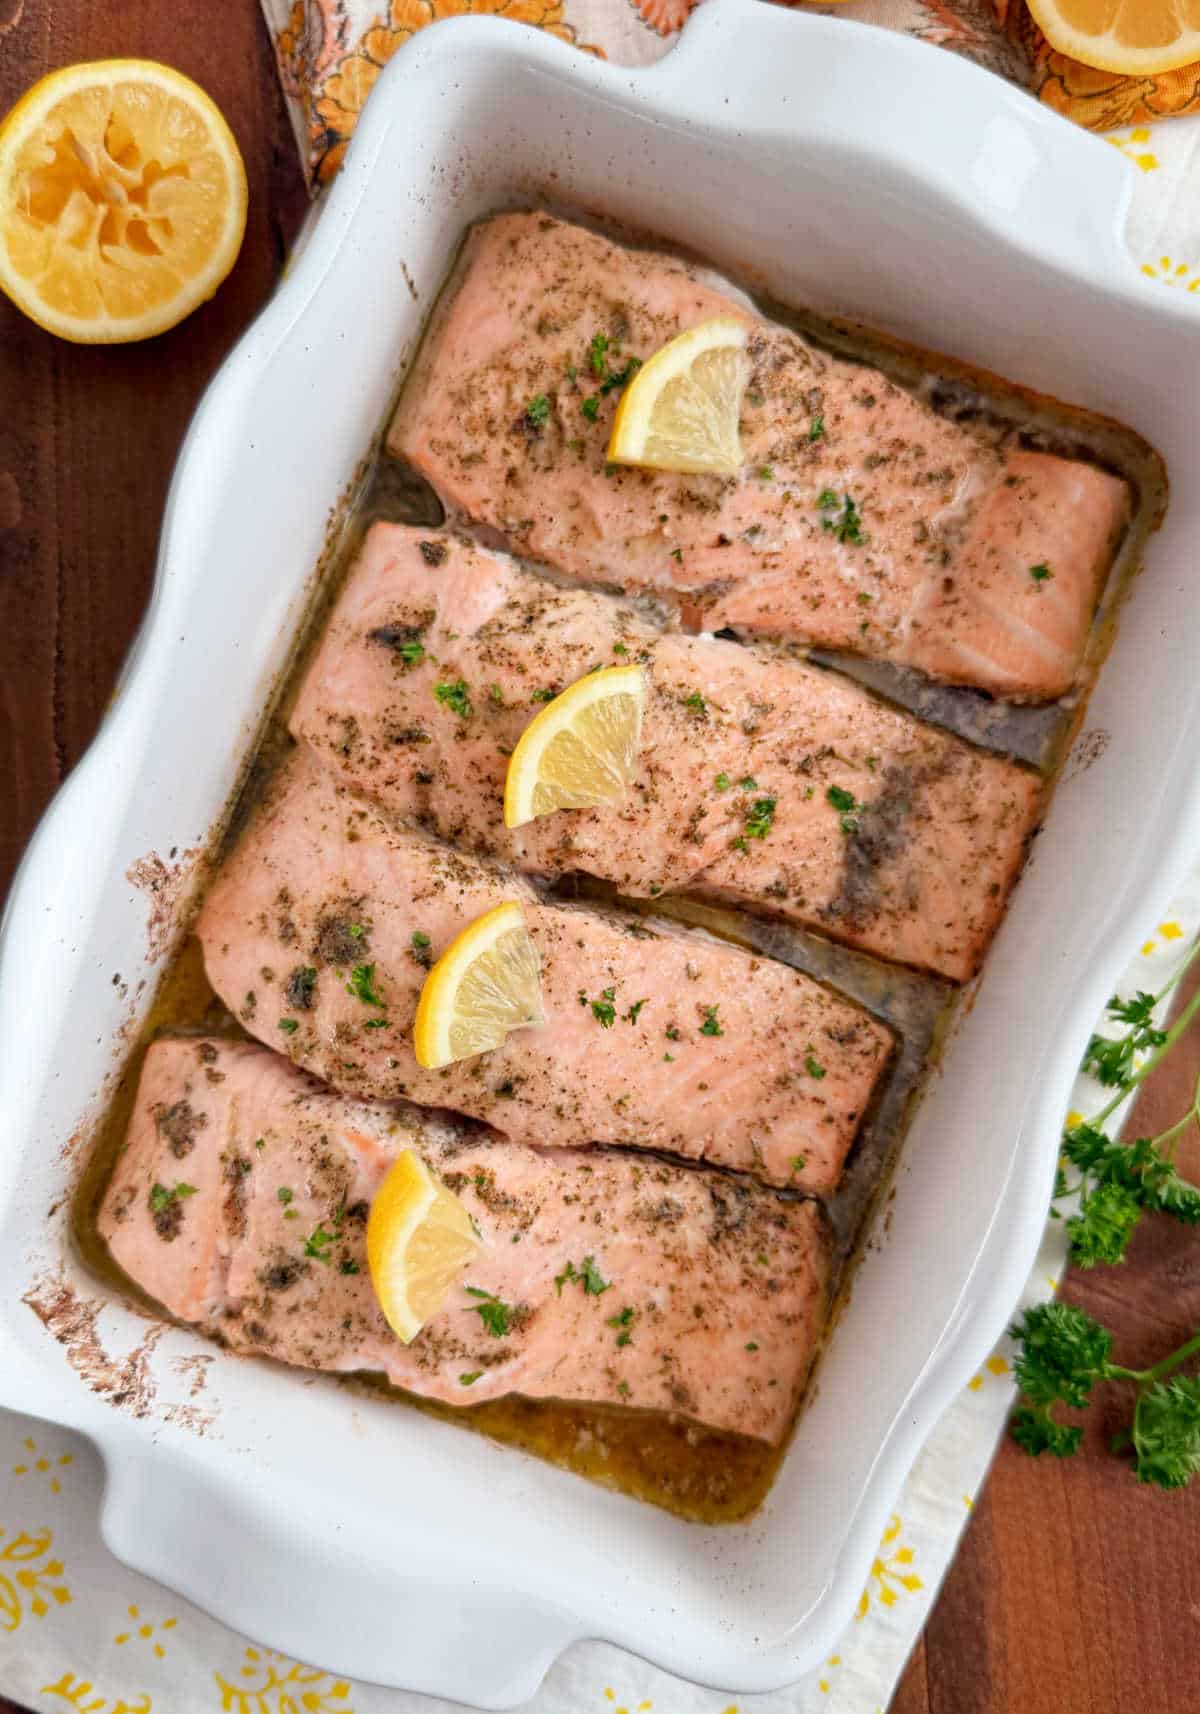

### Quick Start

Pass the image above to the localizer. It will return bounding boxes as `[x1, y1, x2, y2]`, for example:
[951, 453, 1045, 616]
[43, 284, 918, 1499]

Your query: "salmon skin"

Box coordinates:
[194, 747, 894, 1194]
[293, 522, 1042, 981]
[99, 1037, 832, 1444]
[390, 212, 1130, 702]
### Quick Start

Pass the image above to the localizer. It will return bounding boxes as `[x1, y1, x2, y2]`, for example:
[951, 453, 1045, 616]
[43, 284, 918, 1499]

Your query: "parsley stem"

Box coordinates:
[1106, 1327, 1200, 1386]
[1091, 974, 1200, 1130]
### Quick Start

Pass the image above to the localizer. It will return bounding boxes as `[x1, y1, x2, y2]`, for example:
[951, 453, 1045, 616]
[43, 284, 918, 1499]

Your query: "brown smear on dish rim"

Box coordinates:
[65, 207, 1166, 1524]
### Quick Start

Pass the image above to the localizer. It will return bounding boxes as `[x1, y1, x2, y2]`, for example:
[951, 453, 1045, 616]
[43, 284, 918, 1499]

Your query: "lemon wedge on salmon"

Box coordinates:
[607, 316, 748, 476]
[0, 59, 247, 342]
[367, 1150, 480, 1343]
[504, 665, 646, 829]
[413, 901, 544, 1070]
[1026, 0, 1200, 74]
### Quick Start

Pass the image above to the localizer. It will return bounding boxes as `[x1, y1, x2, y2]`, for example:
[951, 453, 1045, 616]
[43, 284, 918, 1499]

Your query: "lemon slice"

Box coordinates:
[503, 665, 646, 830]
[607, 316, 748, 476]
[0, 59, 247, 343]
[413, 901, 543, 1070]
[1026, 0, 1200, 74]
[366, 1150, 480, 1344]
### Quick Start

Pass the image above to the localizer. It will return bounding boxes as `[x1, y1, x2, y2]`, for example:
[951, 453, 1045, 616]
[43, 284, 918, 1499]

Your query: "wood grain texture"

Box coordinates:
[2, 6, 1200, 1714]
[0, 0, 307, 899]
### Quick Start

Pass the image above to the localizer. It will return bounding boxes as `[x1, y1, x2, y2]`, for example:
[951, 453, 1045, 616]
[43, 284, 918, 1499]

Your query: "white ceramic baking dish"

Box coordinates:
[2, 2, 1198, 1702]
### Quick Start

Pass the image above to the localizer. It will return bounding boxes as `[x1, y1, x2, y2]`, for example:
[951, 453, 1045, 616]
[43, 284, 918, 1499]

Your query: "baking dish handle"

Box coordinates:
[656, 0, 1135, 286]
[99, 1433, 582, 1708]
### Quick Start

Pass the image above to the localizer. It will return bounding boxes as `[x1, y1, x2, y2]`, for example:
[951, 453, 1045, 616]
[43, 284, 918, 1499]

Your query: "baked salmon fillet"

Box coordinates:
[292, 523, 1041, 981]
[99, 1037, 832, 1444]
[390, 213, 1129, 701]
[195, 748, 893, 1193]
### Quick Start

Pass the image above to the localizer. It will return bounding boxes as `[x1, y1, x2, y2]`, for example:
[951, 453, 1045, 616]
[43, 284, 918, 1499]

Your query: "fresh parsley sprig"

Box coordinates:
[1010, 1301, 1200, 1488]
[1052, 940, 1200, 1268]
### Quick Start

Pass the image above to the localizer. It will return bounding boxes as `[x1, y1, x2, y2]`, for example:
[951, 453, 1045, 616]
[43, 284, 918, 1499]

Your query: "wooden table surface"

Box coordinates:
[2, 6, 1199, 1711]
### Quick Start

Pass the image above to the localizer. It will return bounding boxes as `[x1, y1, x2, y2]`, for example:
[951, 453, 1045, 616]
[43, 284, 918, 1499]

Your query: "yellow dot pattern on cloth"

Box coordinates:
[113, 1604, 177, 1657]
[1106, 126, 1159, 171]
[1140, 257, 1200, 291]
[11, 1436, 73, 1495]
[855, 1514, 923, 1619]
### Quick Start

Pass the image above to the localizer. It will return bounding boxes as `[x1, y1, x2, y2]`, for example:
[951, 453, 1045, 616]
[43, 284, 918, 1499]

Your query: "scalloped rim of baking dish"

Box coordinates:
[2, 2, 1199, 1703]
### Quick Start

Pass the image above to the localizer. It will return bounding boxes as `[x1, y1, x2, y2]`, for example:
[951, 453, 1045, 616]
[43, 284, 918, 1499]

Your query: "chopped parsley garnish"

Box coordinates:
[758, 465, 774, 480]
[1030, 562, 1054, 584]
[339, 1258, 360, 1275]
[524, 393, 550, 429]
[397, 639, 425, 667]
[464, 1285, 513, 1337]
[531, 687, 558, 703]
[745, 1341, 759, 1352]
[623, 998, 648, 1025]
[684, 691, 706, 715]
[277, 1187, 294, 1206]
[278, 1018, 299, 1034]
[348, 923, 365, 940]
[488, 683, 505, 705]
[699, 1005, 724, 1038]
[581, 396, 600, 422]
[346, 963, 386, 1009]
[714, 772, 731, 792]
[817, 490, 866, 545]
[600, 356, 642, 396]
[411, 930, 431, 951]
[607, 1306, 635, 1347]
[566, 363, 577, 382]
[434, 678, 472, 719]
[665, 1025, 682, 1041]
[790, 1154, 807, 1174]
[555, 1255, 611, 1297]
[459, 1371, 483, 1386]
[617, 1380, 631, 1397]
[303, 1223, 337, 1263]
[805, 1051, 827, 1080]
[589, 331, 610, 375]
[364, 1018, 389, 1030]
[671, 548, 683, 564]
[826, 783, 860, 834]
[612, 641, 628, 655]
[808, 414, 825, 442]
[578, 986, 617, 1028]
[739, 775, 757, 790]
[742, 796, 777, 842]
[149, 1182, 196, 1213]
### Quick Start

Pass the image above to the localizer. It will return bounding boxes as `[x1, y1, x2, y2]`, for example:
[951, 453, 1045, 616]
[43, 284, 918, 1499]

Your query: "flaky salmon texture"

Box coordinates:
[99, 1038, 831, 1444]
[293, 522, 1042, 981]
[390, 212, 1130, 702]
[195, 747, 893, 1195]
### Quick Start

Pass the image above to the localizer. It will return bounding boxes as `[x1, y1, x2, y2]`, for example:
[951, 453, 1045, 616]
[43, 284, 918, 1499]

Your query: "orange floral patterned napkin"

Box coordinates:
[262, 0, 1200, 191]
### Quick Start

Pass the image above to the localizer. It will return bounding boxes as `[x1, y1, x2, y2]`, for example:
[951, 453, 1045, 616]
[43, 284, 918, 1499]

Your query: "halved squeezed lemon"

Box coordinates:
[0, 59, 247, 342]
[1026, 0, 1200, 74]
[607, 316, 748, 476]
[367, 1150, 480, 1344]
[504, 665, 646, 829]
[412, 901, 544, 1070]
